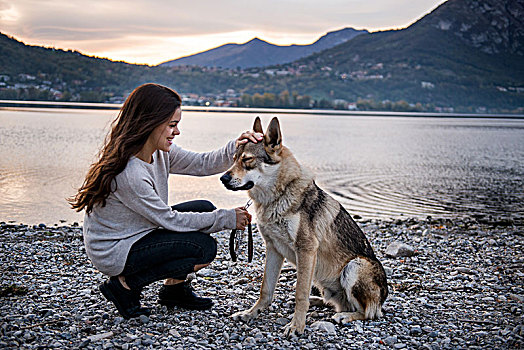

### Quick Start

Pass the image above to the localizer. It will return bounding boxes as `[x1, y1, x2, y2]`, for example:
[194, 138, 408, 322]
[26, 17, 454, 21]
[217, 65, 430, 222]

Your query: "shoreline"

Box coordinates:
[1, 218, 522, 349]
[1, 213, 521, 231]
[1, 99, 524, 119]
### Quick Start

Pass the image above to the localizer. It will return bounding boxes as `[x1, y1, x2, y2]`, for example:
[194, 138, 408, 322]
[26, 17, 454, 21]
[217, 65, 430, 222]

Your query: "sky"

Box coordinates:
[0, 0, 447, 66]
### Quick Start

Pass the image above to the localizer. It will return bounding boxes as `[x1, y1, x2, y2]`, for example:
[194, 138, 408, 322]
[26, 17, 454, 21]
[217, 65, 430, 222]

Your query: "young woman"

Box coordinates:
[70, 83, 262, 319]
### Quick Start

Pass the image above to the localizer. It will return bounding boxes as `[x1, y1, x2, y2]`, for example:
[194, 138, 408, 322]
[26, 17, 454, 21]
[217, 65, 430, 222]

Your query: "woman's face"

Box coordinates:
[148, 108, 181, 152]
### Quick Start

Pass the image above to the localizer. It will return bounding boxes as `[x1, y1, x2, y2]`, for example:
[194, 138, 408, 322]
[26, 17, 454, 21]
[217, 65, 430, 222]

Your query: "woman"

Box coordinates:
[69, 83, 262, 319]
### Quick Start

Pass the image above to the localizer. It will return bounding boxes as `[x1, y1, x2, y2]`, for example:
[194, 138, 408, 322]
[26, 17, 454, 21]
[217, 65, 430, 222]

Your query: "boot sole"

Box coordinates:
[159, 300, 213, 310]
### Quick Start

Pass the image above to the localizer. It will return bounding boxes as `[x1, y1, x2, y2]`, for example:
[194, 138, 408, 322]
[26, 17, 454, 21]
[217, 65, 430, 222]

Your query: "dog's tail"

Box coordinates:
[340, 256, 388, 320]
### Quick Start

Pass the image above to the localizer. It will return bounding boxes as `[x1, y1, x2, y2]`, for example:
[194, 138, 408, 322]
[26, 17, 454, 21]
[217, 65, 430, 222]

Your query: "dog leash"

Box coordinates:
[229, 199, 253, 263]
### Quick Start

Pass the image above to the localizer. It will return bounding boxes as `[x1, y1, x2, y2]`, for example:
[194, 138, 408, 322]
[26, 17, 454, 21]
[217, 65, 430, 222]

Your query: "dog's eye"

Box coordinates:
[242, 157, 254, 162]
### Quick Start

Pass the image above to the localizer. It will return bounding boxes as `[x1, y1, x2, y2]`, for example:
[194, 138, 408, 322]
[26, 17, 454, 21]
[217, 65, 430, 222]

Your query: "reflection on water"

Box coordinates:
[0, 107, 523, 225]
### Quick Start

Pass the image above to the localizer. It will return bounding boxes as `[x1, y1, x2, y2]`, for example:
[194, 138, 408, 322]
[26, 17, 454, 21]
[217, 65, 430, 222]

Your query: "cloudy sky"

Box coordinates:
[0, 0, 447, 66]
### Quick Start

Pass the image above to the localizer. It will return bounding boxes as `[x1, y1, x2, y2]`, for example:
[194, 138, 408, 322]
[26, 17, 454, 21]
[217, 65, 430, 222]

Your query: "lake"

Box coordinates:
[0, 107, 523, 225]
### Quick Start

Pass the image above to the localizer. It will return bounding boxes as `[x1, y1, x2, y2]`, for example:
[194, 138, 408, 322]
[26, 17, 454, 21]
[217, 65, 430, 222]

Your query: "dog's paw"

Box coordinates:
[231, 309, 258, 323]
[332, 311, 364, 324]
[332, 313, 349, 324]
[283, 319, 305, 337]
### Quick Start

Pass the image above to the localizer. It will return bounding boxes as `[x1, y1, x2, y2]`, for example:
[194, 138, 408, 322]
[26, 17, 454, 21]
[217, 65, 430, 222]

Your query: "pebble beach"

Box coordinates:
[0, 217, 522, 349]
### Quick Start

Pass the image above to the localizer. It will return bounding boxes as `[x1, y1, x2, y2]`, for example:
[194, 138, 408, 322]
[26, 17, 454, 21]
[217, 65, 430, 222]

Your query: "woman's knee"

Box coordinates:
[200, 234, 217, 264]
[171, 200, 216, 213]
[195, 200, 217, 213]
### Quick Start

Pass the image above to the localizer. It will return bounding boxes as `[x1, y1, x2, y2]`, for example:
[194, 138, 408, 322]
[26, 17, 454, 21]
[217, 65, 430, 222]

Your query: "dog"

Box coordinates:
[220, 117, 388, 336]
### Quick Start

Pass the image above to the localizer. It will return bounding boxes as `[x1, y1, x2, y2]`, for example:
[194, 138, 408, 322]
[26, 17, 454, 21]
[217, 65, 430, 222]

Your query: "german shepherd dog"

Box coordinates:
[220, 117, 388, 336]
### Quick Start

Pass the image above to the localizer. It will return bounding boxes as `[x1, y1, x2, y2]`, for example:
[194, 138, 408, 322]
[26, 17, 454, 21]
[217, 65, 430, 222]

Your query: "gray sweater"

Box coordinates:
[83, 140, 237, 276]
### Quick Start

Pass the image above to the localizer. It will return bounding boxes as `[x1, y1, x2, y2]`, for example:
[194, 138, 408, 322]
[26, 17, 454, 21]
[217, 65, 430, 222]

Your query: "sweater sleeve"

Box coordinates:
[169, 139, 237, 176]
[113, 170, 237, 233]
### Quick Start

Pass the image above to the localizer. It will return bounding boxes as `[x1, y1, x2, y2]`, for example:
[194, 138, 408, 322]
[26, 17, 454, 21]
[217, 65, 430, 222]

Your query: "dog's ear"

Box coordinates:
[253, 117, 263, 134]
[264, 117, 282, 154]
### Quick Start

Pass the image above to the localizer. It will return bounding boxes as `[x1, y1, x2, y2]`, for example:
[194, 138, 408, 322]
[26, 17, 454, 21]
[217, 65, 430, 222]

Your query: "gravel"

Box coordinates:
[0, 217, 522, 349]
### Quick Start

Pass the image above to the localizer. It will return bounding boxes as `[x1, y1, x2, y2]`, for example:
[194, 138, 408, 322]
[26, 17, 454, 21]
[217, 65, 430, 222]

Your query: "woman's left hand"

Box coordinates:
[236, 130, 264, 148]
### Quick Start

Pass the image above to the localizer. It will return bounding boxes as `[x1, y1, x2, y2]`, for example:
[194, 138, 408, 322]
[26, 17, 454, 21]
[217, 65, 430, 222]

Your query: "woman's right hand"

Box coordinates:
[235, 207, 252, 230]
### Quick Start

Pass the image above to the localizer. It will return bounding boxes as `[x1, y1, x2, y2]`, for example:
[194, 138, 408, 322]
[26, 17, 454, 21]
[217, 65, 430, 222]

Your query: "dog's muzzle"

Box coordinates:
[220, 173, 254, 191]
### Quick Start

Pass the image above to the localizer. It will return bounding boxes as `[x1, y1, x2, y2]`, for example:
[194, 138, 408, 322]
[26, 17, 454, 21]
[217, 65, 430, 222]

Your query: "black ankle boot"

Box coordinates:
[158, 281, 213, 310]
[99, 277, 151, 319]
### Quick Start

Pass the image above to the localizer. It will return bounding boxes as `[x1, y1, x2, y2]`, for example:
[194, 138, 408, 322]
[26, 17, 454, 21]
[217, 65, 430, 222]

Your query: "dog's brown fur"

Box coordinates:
[220, 117, 388, 336]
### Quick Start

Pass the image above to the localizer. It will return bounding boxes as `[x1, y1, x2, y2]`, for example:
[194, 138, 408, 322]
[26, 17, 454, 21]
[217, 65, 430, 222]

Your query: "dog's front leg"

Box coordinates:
[231, 244, 284, 323]
[284, 248, 318, 337]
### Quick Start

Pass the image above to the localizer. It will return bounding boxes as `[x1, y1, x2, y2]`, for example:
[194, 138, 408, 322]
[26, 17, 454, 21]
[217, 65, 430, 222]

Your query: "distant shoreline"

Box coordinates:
[1, 99, 523, 119]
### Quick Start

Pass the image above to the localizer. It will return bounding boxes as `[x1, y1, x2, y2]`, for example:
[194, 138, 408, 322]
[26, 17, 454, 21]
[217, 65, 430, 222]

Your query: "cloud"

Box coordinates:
[0, 0, 19, 21]
[0, 0, 447, 64]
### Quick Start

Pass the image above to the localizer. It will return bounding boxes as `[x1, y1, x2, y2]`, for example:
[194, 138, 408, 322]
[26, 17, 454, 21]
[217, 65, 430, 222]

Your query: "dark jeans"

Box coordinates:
[121, 200, 218, 291]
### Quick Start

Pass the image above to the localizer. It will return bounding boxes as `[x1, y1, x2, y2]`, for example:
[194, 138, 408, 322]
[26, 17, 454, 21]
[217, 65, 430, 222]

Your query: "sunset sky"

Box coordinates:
[0, 0, 447, 66]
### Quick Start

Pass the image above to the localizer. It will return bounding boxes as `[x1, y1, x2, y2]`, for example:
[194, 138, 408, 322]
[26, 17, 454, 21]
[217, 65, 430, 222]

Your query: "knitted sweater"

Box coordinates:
[83, 140, 237, 276]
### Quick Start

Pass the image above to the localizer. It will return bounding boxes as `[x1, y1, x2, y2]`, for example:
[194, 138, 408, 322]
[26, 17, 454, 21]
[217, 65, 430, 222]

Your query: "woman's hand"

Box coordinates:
[235, 207, 252, 230]
[236, 130, 263, 148]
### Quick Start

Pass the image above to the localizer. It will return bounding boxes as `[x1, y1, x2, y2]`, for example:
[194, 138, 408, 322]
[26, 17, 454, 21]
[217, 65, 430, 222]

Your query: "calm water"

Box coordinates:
[0, 107, 523, 225]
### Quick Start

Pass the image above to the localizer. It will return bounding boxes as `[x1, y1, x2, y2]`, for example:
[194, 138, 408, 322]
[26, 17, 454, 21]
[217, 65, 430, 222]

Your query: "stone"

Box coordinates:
[311, 321, 337, 335]
[385, 241, 417, 257]
[410, 325, 422, 335]
[456, 267, 476, 275]
[243, 336, 256, 345]
[142, 339, 154, 346]
[384, 336, 398, 346]
[197, 268, 220, 278]
[87, 331, 114, 342]
[275, 317, 289, 325]
[169, 329, 181, 337]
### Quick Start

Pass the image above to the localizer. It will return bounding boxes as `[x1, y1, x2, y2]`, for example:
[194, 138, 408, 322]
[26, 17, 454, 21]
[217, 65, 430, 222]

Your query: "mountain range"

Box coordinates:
[0, 0, 522, 112]
[159, 27, 367, 69]
[284, 0, 524, 109]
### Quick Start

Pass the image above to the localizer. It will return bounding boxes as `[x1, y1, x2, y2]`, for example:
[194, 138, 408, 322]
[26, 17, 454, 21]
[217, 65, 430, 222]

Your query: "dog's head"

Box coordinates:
[220, 116, 282, 192]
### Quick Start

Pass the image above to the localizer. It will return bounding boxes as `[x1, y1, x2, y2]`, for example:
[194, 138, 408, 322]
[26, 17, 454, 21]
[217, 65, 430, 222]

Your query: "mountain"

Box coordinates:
[0, 32, 262, 102]
[159, 27, 367, 69]
[272, 0, 524, 109]
[0, 33, 143, 86]
[420, 0, 523, 56]
[0, 0, 522, 111]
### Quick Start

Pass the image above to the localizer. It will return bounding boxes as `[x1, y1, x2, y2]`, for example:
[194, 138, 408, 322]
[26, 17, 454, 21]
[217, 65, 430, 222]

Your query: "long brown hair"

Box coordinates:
[69, 83, 181, 213]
